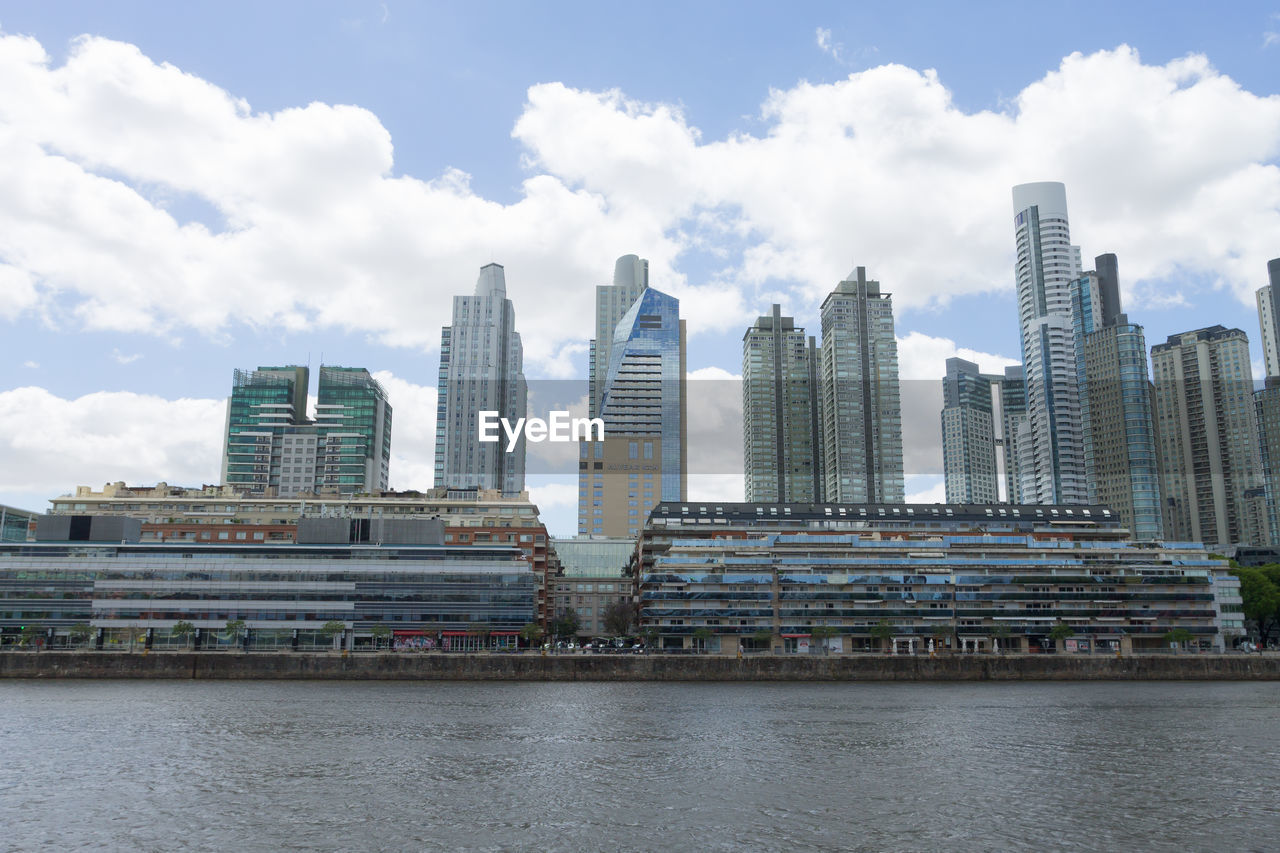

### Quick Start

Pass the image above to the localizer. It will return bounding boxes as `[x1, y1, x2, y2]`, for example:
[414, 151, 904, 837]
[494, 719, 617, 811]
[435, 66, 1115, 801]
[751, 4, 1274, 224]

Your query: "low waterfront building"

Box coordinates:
[47, 483, 556, 627]
[0, 517, 535, 651]
[636, 502, 1244, 653]
[550, 537, 636, 639]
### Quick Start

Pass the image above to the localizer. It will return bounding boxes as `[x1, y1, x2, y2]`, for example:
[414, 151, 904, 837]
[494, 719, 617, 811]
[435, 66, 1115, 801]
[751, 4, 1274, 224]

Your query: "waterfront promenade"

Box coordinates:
[3, 650, 1278, 680]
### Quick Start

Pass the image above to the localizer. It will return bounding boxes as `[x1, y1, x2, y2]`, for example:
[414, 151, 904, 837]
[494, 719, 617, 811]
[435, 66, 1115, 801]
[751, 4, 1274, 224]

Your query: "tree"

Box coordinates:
[519, 622, 545, 649]
[1163, 627, 1194, 652]
[751, 628, 773, 651]
[810, 624, 838, 655]
[171, 621, 196, 650]
[991, 624, 1011, 654]
[641, 626, 659, 651]
[224, 619, 246, 649]
[19, 624, 42, 650]
[692, 626, 713, 653]
[68, 623, 93, 649]
[1232, 568, 1280, 646]
[1049, 621, 1074, 653]
[602, 600, 634, 637]
[552, 608, 581, 640]
[870, 620, 894, 652]
[320, 620, 346, 651]
[370, 623, 392, 650]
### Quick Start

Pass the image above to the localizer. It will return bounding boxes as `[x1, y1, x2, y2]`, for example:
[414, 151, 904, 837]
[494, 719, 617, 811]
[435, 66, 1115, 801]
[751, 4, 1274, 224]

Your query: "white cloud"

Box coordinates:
[370, 371, 436, 491]
[0, 386, 225, 499]
[816, 27, 841, 62]
[21, 360, 38, 369]
[110, 348, 141, 365]
[2, 35, 1279, 377]
[1265, 31, 1279, 48]
[905, 476, 946, 504]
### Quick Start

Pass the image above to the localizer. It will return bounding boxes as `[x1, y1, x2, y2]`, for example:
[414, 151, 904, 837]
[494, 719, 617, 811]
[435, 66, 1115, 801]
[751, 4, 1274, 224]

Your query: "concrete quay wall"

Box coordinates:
[3, 652, 1280, 681]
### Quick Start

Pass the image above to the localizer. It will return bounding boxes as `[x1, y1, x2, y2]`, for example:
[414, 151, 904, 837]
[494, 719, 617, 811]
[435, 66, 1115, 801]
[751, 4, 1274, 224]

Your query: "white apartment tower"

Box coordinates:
[1011, 182, 1087, 504]
[434, 263, 528, 494]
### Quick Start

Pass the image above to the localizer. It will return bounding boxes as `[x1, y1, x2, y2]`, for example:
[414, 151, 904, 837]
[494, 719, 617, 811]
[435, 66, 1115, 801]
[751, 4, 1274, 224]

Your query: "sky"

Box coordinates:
[1, 1, 1279, 536]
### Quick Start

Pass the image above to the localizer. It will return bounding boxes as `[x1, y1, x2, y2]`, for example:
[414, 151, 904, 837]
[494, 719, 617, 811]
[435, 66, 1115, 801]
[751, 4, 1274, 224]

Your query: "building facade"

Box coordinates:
[1151, 326, 1263, 547]
[635, 502, 1244, 654]
[0, 505, 38, 542]
[743, 305, 821, 502]
[578, 285, 687, 537]
[940, 358, 1029, 505]
[221, 365, 391, 497]
[818, 267, 904, 503]
[434, 263, 527, 494]
[1071, 255, 1163, 540]
[1012, 182, 1087, 504]
[0, 518, 535, 651]
[589, 254, 650, 419]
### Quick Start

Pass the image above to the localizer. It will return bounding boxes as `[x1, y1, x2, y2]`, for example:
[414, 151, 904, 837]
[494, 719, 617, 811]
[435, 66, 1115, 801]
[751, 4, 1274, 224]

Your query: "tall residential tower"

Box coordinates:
[818, 267, 904, 503]
[742, 305, 821, 502]
[1012, 182, 1087, 504]
[434, 263, 528, 494]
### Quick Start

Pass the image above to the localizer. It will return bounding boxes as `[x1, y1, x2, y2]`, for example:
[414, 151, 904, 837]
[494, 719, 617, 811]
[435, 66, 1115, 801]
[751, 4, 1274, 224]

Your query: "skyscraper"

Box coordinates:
[314, 366, 393, 496]
[1253, 259, 1280, 545]
[1151, 326, 1263, 547]
[221, 364, 391, 497]
[1071, 254, 1163, 540]
[434, 263, 528, 494]
[742, 305, 821, 502]
[578, 285, 686, 537]
[589, 254, 649, 419]
[818, 267, 904, 503]
[940, 359, 1026, 504]
[1012, 181, 1087, 504]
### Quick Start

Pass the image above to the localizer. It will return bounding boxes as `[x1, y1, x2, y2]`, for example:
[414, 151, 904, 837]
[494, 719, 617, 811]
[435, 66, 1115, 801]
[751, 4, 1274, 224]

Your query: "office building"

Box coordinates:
[743, 305, 821, 502]
[0, 517, 534, 651]
[1070, 254, 1163, 540]
[818, 267, 904, 503]
[589, 254, 649, 418]
[1151, 326, 1263, 547]
[1011, 182, 1087, 504]
[578, 284, 687, 537]
[0, 505, 38, 542]
[635, 502, 1244, 654]
[434, 263, 527, 493]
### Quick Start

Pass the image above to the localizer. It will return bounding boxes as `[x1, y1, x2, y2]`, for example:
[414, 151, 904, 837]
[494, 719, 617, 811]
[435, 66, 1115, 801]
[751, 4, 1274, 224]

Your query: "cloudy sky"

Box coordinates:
[1, 1, 1279, 535]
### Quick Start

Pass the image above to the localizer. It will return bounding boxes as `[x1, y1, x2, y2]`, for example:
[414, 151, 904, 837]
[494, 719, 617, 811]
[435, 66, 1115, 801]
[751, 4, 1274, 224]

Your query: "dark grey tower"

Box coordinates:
[1094, 253, 1123, 328]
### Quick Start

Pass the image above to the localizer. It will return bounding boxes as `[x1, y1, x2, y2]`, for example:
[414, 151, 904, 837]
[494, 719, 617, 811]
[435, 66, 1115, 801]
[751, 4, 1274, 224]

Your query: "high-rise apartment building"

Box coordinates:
[578, 285, 686, 537]
[1254, 259, 1280, 378]
[222, 365, 391, 497]
[313, 367, 393, 496]
[1012, 182, 1087, 504]
[1253, 259, 1280, 545]
[818, 267, 904, 503]
[589, 255, 649, 419]
[940, 359, 1026, 505]
[1070, 254, 1163, 540]
[742, 305, 821, 502]
[434, 263, 527, 494]
[1151, 326, 1263, 547]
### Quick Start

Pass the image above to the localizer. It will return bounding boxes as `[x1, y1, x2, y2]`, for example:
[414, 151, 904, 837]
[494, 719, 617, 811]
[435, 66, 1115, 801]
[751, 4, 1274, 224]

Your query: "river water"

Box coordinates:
[1, 680, 1276, 852]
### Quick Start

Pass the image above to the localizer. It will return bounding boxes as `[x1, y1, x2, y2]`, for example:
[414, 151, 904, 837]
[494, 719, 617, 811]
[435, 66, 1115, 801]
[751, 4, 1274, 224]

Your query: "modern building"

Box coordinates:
[818, 267, 904, 503]
[1151, 326, 1264, 547]
[1254, 259, 1280, 379]
[48, 482, 557, 627]
[742, 305, 821, 502]
[1011, 182, 1087, 505]
[434, 263, 527, 494]
[1253, 260, 1280, 545]
[0, 505, 38, 542]
[1070, 254, 1163, 540]
[578, 284, 687, 537]
[940, 359, 1025, 504]
[635, 502, 1244, 654]
[221, 365, 391, 497]
[589, 254, 650, 419]
[0, 517, 535, 651]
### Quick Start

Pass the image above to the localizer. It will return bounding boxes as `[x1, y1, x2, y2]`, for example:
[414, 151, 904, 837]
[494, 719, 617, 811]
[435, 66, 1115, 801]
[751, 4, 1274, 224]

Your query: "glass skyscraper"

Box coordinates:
[742, 305, 821, 502]
[578, 284, 686, 537]
[818, 267, 904, 504]
[1070, 254, 1163, 540]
